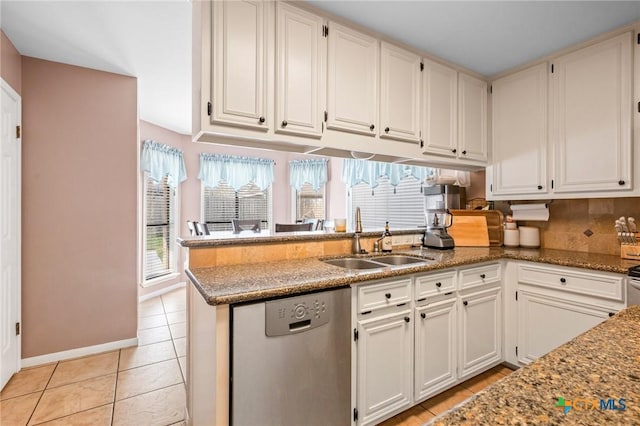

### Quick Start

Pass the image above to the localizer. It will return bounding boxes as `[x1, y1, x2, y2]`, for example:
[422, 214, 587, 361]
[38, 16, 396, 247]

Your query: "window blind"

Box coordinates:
[203, 182, 272, 231]
[350, 177, 425, 230]
[145, 175, 176, 280]
[296, 183, 325, 220]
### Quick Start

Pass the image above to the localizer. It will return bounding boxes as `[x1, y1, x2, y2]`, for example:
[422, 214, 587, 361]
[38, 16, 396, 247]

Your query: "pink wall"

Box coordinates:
[1, 31, 22, 94]
[21, 57, 138, 358]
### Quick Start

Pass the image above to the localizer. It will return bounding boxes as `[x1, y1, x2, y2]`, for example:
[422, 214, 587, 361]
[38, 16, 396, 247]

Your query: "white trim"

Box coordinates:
[140, 272, 181, 288]
[139, 281, 186, 302]
[21, 337, 138, 368]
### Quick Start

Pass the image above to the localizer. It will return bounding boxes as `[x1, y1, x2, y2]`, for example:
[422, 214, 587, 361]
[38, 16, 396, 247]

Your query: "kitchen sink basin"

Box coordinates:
[323, 258, 386, 270]
[370, 255, 433, 266]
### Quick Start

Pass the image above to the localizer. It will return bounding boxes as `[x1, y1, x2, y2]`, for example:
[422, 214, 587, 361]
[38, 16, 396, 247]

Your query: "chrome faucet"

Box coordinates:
[355, 207, 363, 233]
[353, 207, 366, 254]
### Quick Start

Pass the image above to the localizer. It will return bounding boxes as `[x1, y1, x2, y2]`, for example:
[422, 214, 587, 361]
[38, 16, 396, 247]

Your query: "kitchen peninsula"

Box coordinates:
[179, 231, 635, 425]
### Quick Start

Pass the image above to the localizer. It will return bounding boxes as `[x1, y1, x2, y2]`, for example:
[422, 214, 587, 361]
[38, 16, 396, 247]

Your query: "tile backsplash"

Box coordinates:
[496, 198, 640, 256]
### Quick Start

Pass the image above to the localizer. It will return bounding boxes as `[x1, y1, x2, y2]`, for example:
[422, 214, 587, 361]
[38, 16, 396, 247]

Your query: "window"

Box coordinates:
[294, 182, 325, 221]
[144, 175, 177, 281]
[349, 177, 425, 230]
[202, 182, 272, 231]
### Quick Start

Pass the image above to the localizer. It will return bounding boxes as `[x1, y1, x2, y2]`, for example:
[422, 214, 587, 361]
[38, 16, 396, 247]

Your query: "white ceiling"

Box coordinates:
[2, 1, 640, 136]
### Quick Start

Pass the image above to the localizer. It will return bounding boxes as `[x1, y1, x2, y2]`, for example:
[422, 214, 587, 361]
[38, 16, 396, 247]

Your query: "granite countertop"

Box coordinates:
[186, 247, 637, 306]
[429, 304, 640, 425]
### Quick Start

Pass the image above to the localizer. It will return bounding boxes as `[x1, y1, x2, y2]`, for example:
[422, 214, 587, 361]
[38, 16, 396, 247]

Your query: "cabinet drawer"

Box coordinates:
[517, 264, 623, 302]
[459, 263, 501, 290]
[415, 270, 457, 301]
[358, 278, 412, 313]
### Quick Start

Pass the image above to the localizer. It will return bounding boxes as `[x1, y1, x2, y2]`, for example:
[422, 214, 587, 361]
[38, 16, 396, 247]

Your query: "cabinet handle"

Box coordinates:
[452, 148, 457, 154]
[370, 124, 375, 131]
[384, 127, 390, 133]
[463, 301, 468, 306]
[282, 120, 288, 127]
[462, 150, 467, 155]
[404, 316, 410, 323]
[385, 293, 391, 299]
[420, 313, 426, 319]
[480, 274, 486, 279]
[560, 278, 566, 284]
[537, 185, 543, 190]
[609, 312, 615, 317]
[619, 180, 625, 186]
[435, 282, 442, 288]
[258, 116, 265, 124]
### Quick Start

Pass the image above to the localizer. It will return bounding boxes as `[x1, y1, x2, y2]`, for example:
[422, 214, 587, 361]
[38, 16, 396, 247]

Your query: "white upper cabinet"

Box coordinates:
[458, 73, 488, 162]
[212, 0, 268, 130]
[490, 63, 548, 196]
[379, 42, 421, 143]
[327, 21, 378, 136]
[275, 3, 324, 137]
[421, 59, 458, 157]
[550, 32, 632, 193]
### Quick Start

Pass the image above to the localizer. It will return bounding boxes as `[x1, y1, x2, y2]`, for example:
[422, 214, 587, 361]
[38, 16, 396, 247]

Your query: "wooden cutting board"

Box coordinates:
[448, 216, 490, 247]
[450, 210, 504, 247]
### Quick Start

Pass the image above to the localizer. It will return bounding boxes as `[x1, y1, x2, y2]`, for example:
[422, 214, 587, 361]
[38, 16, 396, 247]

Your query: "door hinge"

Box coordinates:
[515, 291, 518, 301]
[15, 322, 20, 336]
[207, 102, 212, 116]
[420, 62, 424, 71]
[353, 408, 358, 421]
[515, 346, 518, 356]
[551, 64, 554, 73]
[16, 125, 21, 139]
[551, 179, 554, 189]
[324, 110, 328, 122]
[637, 33, 639, 44]
[420, 139, 424, 148]
[637, 101, 640, 113]
[322, 25, 328, 37]
[489, 85, 492, 94]
[353, 328, 358, 342]
[490, 183, 493, 192]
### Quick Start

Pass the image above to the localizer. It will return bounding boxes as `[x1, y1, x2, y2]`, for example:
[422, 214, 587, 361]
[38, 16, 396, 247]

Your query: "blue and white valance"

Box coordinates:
[199, 153, 274, 191]
[289, 159, 328, 191]
[341, 159, 435, 189]
[140, 139, 187, 188]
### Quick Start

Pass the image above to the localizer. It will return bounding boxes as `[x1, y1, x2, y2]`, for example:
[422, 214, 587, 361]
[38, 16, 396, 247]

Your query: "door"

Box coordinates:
[357, 310, 412, 426]
[1, 79, 21, 389]
[212, 0, 268, 130]
[379, 42, 421, 143]
[517, 290, 612, 364]
[551, 32, 632, 193]
[459, 287, 501, 380]
[490, 63, 548, 196]
[327, 21, 378, 136]
[458, 73, 488, 162]
[414, 298, 457, 402]
[421, 59, 457, 157]
[275, 3, 324, 137]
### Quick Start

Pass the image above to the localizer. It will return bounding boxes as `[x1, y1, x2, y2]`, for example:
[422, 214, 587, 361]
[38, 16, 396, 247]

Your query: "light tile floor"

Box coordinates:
[0, 288, 187, 426]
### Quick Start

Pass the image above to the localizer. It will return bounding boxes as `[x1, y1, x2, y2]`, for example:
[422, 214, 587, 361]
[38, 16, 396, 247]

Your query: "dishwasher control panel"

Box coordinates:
[265, 292, 330, 336]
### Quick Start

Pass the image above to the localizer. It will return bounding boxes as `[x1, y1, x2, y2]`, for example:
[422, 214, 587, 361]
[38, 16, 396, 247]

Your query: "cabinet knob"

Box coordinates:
[560, 277, 566, 284]
[462, 150, 467, 155]
[258, 116, 265, 124]
[480, 274, 486, 279]
[537, 185, 543, 190]
[435, 282, 442, 288]
[609, 312, 615, 317]
[463, 301, 468, 306]
[452, 149, 457, 154]
[420, 313, 426, 319]
[281, 120, 288, 127]
[404, 316, 410, 323]
[385, 293, 391, 299]
[619, 180, 625, 186]
[384, 127, 390, 133]
[370, 124, 375, 131]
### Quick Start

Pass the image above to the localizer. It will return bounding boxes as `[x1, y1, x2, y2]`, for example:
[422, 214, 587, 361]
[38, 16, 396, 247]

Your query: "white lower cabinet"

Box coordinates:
[414, 297, 457, 402]
[357, 309, 413, 426]
[458, 286, 502, 380]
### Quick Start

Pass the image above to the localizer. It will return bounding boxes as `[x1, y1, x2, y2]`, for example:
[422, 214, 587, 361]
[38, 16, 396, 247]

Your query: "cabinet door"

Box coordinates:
[421, 59, 457, 157]
[327, 22, 378, 136]
[275, 3, 324, 137]
[459, 287, 501, 379]
[357, 311, 412, 426]
[415, 299, 457, 402]
[517, 290, 613, 364]
[379, 42, 421, 143]
[458, 73, 488, 162]
[551, 32, 632, 193]
[212, 0, 268, 130]
[491, 63, 548, 196]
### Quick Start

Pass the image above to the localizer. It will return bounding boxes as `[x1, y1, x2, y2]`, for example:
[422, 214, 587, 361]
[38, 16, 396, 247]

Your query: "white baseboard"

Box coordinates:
[139, 281, 186, 303]
[21, 337, 139, 368]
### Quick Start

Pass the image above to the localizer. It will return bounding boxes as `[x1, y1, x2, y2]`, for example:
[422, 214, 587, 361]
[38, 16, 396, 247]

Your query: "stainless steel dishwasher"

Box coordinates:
[231, 287, 351, 426]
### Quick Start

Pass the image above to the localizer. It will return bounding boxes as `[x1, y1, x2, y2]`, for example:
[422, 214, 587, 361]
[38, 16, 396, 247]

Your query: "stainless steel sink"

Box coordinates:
[370, 255, 433, 266]
[323, 258, 386, 270]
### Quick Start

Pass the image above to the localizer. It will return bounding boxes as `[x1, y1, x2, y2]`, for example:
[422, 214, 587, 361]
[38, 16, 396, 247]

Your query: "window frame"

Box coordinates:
[201, 182, 273, 232]
[291, 182, 326, 223]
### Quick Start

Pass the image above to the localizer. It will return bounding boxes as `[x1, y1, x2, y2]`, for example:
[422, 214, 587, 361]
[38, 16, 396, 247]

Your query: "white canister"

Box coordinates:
[504, 229, 520, 247]
[519, 226, 541, 248]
